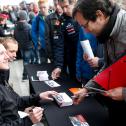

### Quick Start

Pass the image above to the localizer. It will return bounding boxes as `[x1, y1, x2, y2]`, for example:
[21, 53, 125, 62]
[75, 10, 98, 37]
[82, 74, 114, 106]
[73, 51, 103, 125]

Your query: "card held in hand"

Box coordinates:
[53, 92, 73, 107]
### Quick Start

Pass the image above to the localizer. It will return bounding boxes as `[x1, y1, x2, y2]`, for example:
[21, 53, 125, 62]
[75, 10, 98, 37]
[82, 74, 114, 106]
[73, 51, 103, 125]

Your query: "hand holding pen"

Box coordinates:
[72, 88, 88, 105]
[71, 86, 107, 105]
[25, 106, 44, 124]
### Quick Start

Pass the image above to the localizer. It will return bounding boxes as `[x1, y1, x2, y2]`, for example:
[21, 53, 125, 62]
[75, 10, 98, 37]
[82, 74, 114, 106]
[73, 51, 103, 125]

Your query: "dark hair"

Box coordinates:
[72, 0, 114, 21]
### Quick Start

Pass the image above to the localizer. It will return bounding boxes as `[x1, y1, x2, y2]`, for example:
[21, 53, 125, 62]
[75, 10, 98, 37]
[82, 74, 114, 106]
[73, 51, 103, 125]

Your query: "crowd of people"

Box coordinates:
[0, 0, 125, 125]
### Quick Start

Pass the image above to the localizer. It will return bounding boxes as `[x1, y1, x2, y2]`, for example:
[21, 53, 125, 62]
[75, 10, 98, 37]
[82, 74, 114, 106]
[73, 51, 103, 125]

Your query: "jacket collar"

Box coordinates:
[97, 4, 120, 43]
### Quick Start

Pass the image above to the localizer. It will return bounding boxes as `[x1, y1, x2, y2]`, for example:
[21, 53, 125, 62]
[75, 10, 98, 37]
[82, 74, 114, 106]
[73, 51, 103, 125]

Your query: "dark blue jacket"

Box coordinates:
[62, 14, 80, 65]
[14, 21, 33, 49]
[46, 12, 64, 68]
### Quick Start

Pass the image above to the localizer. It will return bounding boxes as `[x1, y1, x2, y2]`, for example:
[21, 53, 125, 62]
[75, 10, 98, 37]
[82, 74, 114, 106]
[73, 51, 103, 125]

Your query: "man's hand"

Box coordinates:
[87, 57, 99, 67]
[72, 88, 88, 104]
[51, 68, 61, 80]
[39, 91, 58, 101]
[105, 87, 124, 101]
[28, 107, 44, 124]
[83, 54, 99, 67]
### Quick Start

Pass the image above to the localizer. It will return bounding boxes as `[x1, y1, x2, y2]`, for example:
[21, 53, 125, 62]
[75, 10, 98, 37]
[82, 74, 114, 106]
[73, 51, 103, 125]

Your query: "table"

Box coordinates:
[26, 63, 109, 126]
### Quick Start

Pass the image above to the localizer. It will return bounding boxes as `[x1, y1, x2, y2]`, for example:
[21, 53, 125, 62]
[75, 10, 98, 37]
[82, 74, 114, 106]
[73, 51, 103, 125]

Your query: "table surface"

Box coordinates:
[26, 63, 109, 126]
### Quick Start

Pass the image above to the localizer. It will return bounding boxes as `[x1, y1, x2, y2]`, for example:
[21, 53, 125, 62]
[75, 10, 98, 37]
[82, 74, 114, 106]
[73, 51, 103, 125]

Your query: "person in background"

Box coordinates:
[19, 0, 28, 13]
[28, 11, 35, 25]
[72, 0, 126, 125]
[28, 2, 39, 15]
[7, 5, 18, 24]
[0, 13, 12, 37]
[0, 42, 58, 126]
[14, 10, 34, 81]
[32, 0, 52, 64]
[46, 0, 63, 65]
[51, 0, 80, 81]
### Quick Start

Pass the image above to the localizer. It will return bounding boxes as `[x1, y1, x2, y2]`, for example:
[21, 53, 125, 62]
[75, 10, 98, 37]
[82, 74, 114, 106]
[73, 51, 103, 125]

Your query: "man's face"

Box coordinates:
[55, 3, 63, 15]
[6, 42, 18, 62]
[29, 3, 34, 11]
[74, 11, 107, 36]
[59, 0, 70, 16]
[0, 44, 9, 63]
[39, 2, 48, 16]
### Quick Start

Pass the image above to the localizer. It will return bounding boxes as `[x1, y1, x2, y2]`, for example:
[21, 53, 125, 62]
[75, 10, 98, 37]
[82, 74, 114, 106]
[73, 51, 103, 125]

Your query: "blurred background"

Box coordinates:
[0, 0, 54, 6]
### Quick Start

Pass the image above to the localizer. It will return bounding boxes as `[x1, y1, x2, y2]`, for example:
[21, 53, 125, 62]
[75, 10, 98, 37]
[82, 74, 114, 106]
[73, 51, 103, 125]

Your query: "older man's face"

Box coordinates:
[75, 11, 108, 36]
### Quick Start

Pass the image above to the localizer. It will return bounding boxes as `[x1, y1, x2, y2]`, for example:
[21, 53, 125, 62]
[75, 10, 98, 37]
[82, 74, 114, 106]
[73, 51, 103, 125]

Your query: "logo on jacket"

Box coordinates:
[66, 23, 75, 35]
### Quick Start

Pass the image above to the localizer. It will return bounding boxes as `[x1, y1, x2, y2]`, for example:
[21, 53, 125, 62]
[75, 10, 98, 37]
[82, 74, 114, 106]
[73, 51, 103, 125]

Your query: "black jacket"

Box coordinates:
[46, 12, 64, 68]
[14, 21, 33, 50]
[0, 70, 41, 126]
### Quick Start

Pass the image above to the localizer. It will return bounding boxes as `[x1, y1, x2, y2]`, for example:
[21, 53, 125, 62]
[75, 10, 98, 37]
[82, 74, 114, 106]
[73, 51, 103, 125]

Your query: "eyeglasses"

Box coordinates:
[83, 20, 89, 28]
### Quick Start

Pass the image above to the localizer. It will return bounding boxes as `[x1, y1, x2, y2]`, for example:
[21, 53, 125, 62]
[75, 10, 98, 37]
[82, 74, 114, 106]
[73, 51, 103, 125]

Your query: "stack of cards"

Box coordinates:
[53, 92, 73, 107]
[37, 71, 49, 81]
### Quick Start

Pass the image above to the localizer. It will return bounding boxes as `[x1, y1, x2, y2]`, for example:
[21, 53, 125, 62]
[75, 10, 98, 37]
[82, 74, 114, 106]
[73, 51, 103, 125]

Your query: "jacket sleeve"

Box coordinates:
[85, 79, 105, 90]
[76, 27, 87, 79]
[44, 18, 53, 60]
[0, 116, 25, 126]
[76, 41, 83, 79]
[53, 29, 64, 69]
[31, 17, 38, 48]
[122, 88, 126, 102]
[0, 28, 5, 37]
[45, 16, 64, 68]
[53, 22, 64, 69]
[16, 94, 41, 111]
[0, 93, 32, 126]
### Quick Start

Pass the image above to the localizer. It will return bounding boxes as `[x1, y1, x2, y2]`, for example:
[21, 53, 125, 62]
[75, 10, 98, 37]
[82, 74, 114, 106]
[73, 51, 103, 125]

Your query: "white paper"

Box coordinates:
[37, 71, 48, 77]
[53, 92, 73, 107]
[18, 111, 29, 118]
[44, 80, 60, 87]
[80, 40, 94, 59]
[37, 71, 49, 81]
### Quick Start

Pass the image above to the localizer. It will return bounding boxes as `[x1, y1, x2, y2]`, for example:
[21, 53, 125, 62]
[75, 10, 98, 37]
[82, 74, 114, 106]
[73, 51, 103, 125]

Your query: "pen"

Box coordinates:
[71, 93, 89, 99]
[29, 106, 35, 113]
[85, 86, 107, 93]
[71, 91, 103, 99]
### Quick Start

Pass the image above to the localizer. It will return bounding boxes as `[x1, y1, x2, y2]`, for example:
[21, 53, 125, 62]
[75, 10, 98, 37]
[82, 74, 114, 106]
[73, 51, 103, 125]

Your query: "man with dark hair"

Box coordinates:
[51, 0, 80, 80]
[72, 0, 126, 125]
